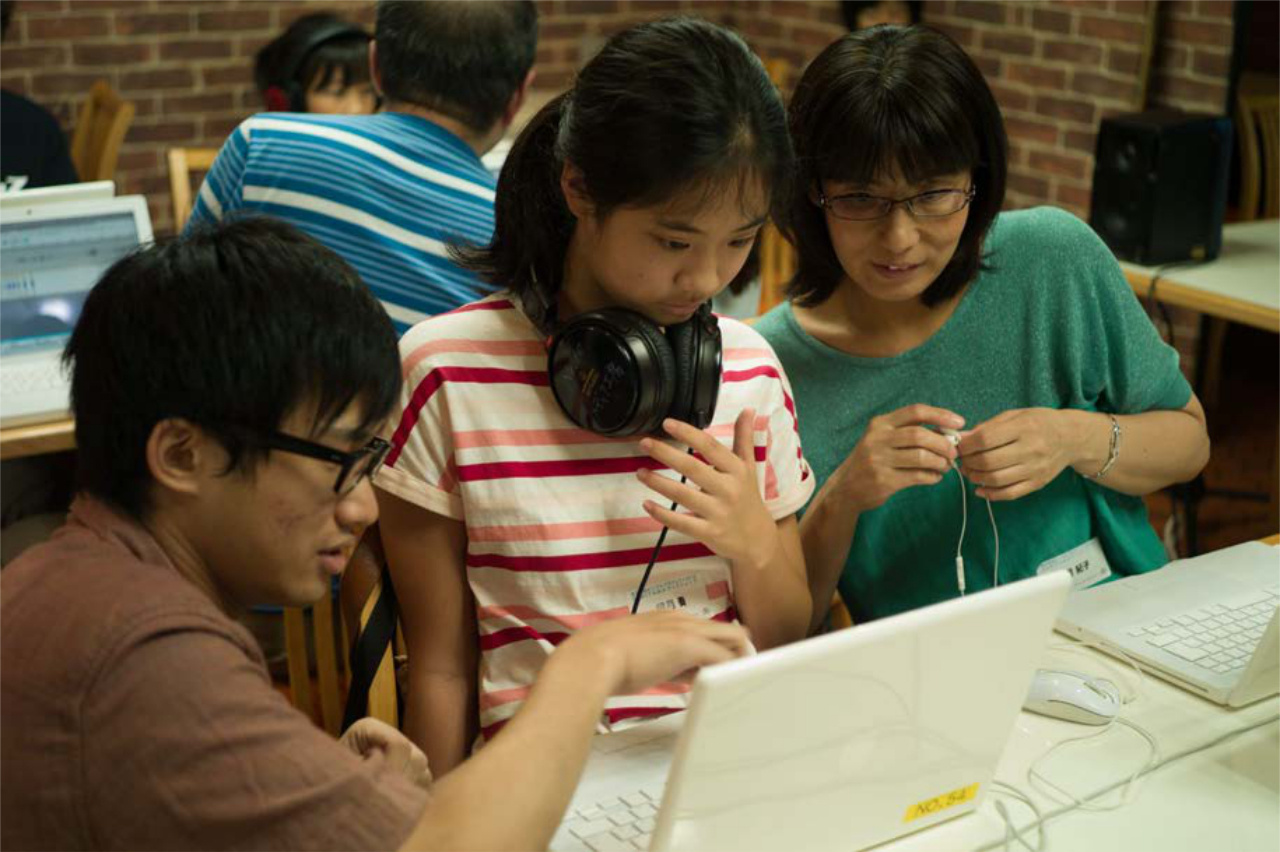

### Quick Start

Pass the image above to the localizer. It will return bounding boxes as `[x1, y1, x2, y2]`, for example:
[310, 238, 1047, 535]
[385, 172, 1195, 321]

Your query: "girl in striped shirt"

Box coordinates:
[375, 17, 815, 775]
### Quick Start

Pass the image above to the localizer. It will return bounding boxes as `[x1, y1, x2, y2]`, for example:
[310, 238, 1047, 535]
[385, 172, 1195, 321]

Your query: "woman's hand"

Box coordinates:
[832, 404, 964, 513]
[636, 409, 778, 570]
[957, 407, 1077, 500]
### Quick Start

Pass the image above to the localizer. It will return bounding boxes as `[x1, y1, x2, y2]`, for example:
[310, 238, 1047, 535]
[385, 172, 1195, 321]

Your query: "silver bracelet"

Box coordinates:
[1086, 414, 1122, 481]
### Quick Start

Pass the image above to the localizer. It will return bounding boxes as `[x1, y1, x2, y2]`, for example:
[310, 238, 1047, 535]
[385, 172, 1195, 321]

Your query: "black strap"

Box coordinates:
[341, 569, 400, 732]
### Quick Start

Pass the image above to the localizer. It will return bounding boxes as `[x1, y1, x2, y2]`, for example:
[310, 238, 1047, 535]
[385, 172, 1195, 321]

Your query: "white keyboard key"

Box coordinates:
[612, 824, 641, 841]
[577, 806, 603, 821]
[1214, 664, 1234, 674]
[634, 803, 658, 818]
[572, 819, 615, 840]
[640, 786, 664, 801]
[608, 811, 637, 827]
[636, 817, 657, 833]
[1147, 633, 1179, 648]
[621, 792, 649, 808]
[582, 830, 636, 852]
[1165, 642, 1208, 662]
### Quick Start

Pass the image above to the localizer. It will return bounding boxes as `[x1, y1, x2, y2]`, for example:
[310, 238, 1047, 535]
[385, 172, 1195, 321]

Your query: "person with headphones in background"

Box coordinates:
[189, 1, 538, 330]
[374, 17, 815, 777]
[754, 26, 1209, 633]
[253, 12, 376, 116]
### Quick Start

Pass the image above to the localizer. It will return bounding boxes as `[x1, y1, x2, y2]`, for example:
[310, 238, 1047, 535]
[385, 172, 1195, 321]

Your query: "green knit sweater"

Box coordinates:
[756, 207, 1191, 623]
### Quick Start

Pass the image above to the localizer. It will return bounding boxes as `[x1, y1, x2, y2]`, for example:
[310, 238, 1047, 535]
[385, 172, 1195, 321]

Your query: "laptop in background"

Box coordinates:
[0, 195, 153, 427]
[553, 571, 1072, 852]
[0, 180, 115, 208]
[1057, 541, 1279, 708]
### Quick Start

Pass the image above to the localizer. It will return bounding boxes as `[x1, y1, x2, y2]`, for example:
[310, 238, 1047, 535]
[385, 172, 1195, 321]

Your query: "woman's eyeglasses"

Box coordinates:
[816, 186, 976, 221]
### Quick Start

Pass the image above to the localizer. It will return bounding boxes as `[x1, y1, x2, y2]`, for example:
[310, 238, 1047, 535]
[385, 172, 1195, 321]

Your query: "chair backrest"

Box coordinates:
[283, 594, 346, 735]
[757, 58, 797, 316]
[167, 147, 220, 231]
[70, 80, 135, 183]
[1234, 72, 1280, 222]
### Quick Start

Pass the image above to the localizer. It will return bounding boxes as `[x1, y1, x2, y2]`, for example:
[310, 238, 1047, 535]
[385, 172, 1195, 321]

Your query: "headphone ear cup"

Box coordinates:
[665, 307, 722, 430]
[264, 85, 292, 112]
[633, 318, 677, 432]
[664, 318, 700, 426]
[547, 308, 676, 437]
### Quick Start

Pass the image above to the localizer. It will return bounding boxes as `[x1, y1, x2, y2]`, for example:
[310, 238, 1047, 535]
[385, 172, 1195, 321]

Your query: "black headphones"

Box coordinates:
[526, 291, 723, 438]
[263, 21, 369, 112]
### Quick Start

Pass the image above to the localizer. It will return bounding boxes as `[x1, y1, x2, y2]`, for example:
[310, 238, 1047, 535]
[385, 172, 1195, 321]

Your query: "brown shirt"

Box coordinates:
[1, 496, 428, 851]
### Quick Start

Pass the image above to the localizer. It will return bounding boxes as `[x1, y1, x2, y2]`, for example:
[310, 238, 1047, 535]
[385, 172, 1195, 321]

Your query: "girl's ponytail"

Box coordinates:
[453, 92, 574, 315]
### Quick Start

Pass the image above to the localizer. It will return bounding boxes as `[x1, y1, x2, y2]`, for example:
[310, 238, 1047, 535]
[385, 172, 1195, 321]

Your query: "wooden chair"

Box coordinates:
[283, 594, 347, 736]
[1234, 72, 1279, 222]
[70, 80, 135, 182]
[166, 147, 219, 231]
[757, 58, 798, 316]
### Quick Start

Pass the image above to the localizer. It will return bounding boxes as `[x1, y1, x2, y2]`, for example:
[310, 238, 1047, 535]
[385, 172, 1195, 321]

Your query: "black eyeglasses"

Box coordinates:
[252, 431, 392, 496]
[816, 186, 976, 221]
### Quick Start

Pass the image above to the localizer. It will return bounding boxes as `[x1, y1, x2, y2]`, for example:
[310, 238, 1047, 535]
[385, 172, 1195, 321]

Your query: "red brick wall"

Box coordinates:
[0, 0, 1235, 238]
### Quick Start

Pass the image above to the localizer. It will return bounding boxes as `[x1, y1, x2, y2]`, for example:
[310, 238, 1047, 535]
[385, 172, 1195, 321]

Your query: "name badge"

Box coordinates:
[1036, 537, 1112, 590]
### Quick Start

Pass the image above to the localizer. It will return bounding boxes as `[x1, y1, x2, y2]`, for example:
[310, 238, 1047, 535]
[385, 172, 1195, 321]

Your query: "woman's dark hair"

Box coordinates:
[459, 16, 793, 315]
[63, 218, 401, 519]
[254, 13, 371, 108]
[375, 0, 537, 132]
[784, 25, 1007, 308]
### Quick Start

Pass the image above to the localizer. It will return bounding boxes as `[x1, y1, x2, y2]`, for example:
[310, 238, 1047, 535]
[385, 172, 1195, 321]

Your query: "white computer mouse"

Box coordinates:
[1022, 668, 1120, 725]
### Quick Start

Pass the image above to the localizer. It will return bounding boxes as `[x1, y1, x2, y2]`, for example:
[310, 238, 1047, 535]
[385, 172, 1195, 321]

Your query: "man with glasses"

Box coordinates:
[0, 218, 751, 851]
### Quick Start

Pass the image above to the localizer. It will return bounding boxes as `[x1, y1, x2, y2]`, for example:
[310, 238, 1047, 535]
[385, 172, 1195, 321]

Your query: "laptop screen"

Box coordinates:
[0, 210, 140, 358]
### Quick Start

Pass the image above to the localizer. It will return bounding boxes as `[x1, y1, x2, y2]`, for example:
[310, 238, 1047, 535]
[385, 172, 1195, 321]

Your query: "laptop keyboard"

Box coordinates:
[1, 362, 64, 396]
[1126, 586, 1279, 674]
[555, 786, 664, 852]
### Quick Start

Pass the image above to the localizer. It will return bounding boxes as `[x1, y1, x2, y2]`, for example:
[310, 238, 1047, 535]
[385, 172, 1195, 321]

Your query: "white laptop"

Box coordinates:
[1057, 540, 1279, 708]
[552, 571, 1072, 852]
[0, 195, 153, 427]
[0, 180, 114, 208]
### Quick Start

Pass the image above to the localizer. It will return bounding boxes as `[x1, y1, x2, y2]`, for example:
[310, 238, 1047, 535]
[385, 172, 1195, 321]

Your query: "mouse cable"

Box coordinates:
[989, 781, 1046, 852]
[631, 447, 694, 615]
[1026, 637, 1158, 812]
[974, 713, 1280, 852]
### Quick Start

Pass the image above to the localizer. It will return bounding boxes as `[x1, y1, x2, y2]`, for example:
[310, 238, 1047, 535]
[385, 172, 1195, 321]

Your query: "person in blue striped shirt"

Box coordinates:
[188, 1, 538, 333]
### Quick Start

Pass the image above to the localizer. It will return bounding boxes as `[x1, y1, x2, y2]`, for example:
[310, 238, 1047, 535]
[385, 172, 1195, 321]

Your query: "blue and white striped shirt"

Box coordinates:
[188, 112, 497, 333]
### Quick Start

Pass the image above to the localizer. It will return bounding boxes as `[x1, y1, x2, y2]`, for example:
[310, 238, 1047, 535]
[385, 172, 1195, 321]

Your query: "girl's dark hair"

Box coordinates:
[254, 13, 371, 106]
[784, 25, 1008, 308]
[63, 218, 401, 519]
[458, 16, 792, 315]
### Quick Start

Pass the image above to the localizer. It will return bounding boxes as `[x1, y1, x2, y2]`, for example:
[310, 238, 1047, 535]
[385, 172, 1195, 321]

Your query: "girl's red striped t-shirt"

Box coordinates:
[377, 292, 814, 739]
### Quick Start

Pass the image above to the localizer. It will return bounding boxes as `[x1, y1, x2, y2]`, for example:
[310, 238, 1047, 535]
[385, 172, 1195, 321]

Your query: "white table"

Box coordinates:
[888, 646, 1279, 852]
[1119, 219, 1280, 334]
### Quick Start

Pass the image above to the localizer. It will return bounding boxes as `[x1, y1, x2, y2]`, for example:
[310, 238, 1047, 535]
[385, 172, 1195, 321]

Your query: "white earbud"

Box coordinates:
[942, 427, 999, 595]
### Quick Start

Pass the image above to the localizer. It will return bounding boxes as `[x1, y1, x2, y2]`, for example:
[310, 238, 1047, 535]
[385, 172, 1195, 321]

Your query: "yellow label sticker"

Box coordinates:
[902, 783, 980, 823]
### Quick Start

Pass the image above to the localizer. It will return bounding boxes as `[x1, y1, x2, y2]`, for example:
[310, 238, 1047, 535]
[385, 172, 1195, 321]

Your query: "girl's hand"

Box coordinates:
[957, 407, 1076, 501]
[833, 404, 964, 514]
[636, 409, 778, 570]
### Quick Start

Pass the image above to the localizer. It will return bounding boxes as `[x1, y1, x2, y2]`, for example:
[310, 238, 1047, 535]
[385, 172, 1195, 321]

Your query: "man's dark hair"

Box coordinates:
[784, 25, 1008, 308]
[63, 218, 401, 518]
[374, 0, 537, 133]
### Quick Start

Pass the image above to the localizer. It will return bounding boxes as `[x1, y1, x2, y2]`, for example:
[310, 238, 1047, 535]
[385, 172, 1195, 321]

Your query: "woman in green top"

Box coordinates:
[754, 25, 1210, 630]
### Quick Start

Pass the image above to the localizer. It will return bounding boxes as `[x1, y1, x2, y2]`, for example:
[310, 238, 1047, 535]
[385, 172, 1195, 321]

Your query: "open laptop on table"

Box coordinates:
[1057, 540, 1279, 708]
[1, 195, 153, 428]
[552, 570, 1072, 852]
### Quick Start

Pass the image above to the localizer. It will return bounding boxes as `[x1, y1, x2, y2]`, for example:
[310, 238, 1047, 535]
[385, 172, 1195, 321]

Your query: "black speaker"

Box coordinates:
[1089, 109, 1232, 266]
